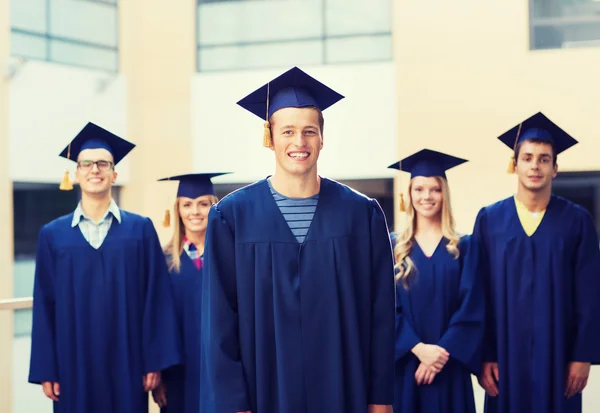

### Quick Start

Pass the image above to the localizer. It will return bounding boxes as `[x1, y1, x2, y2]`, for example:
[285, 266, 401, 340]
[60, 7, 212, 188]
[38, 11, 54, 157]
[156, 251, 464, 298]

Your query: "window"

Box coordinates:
[196, 0, 392, 72]
[553, 171, 600, 233]
[530, 0, 600, 50]
[10, 0, 119, 72]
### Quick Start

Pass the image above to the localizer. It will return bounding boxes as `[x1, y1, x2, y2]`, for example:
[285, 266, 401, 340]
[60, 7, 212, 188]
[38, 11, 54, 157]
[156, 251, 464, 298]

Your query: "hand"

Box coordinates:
[152, 382, 167, 408]
[411, 343, 449, 373]
[42, 381, 60, 402]
[143, 371, 161, 392]
[565, 362, 590, 398]
[414, 362, 437, 385]
[478, 362, 499, 397]
[367, 405, 392, 413]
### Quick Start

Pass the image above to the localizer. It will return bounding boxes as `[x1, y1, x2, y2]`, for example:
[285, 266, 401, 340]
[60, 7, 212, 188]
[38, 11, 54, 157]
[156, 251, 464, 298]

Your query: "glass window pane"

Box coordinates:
[10, 0, 47, 33]
[49, 0, 117, 46]
[199, 40, 324, 71]
[50, 39, 117, 71]
[198, 0, 323, 46]
[326, 35, 392, 63]
[11, 32, 47, 60]
[533, 22, 600, 49]
[325, 0, 392, 36]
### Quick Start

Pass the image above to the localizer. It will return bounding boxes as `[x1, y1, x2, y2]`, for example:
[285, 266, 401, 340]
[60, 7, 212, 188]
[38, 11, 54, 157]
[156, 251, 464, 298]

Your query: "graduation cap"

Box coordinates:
[157, 172, 230, 227]
[388, 149, 468, 212]
[497, 112, 578, 173]
[236, 66, 344, 148]
[58, 122, 135, 191]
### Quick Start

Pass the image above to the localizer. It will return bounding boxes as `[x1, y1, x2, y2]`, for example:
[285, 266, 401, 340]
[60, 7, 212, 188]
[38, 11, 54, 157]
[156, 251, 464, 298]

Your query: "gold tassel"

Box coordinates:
[263, 121, 272, 148]
[507, 156, 515, 174]
[162, 209, 171, 228]
[59, 170, 73, 191]
[399, 193, 406, 212]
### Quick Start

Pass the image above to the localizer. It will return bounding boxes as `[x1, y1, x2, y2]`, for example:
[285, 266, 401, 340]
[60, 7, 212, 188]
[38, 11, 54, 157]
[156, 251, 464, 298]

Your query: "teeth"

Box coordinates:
[289, 153, 308, 159]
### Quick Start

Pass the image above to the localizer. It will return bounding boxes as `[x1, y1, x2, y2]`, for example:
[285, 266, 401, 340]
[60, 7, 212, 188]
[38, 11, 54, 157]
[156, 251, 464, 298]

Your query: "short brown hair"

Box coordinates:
[514, 138, 557, 166]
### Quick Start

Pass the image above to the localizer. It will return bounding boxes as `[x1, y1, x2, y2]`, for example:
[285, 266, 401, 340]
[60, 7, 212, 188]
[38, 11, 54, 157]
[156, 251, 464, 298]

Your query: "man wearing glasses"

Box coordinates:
[28, 122, 181, 413]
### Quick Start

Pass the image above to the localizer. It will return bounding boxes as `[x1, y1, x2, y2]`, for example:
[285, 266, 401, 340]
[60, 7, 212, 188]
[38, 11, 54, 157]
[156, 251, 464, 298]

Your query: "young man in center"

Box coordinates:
[201, 66, 395, 413]
[474, 112, 600, 413]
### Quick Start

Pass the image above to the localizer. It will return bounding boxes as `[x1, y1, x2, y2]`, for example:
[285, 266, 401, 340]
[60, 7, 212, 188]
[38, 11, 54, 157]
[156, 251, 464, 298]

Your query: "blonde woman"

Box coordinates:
[152, 172, 229, 413]
[388, 149, 484, 413]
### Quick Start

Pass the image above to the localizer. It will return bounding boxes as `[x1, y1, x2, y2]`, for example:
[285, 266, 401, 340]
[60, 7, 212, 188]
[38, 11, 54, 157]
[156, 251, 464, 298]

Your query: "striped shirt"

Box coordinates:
[183, 236, 203, 269]
[71, 199, 121, 249]
[268, 179, 319, 243]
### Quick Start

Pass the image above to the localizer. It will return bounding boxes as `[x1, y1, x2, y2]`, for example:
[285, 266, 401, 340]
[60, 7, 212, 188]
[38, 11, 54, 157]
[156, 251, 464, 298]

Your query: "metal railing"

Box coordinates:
[0, 297, 33, 311]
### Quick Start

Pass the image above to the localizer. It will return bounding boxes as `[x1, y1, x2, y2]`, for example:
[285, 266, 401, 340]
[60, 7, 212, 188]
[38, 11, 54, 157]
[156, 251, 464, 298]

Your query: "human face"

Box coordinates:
[270, 107, 323, 178]
[515, 141, 557, 192]
[75, 148, 117, 196]
[410, 176, 443, 220]
[178, 195, 214, 235]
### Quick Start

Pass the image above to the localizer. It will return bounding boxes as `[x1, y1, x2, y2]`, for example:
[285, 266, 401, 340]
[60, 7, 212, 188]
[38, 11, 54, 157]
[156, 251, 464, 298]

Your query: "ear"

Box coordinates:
[552, 163, 558, 179]
[74, 167, 80, 185]
[111, 170, 118, 184]
[320, 133, 324, 150]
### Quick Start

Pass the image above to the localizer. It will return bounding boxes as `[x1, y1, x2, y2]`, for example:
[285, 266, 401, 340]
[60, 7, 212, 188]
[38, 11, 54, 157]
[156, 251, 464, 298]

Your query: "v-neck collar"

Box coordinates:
[414, 237, 444, 259]
[511, 195, 553, 238]
[260, 176, 326, 245]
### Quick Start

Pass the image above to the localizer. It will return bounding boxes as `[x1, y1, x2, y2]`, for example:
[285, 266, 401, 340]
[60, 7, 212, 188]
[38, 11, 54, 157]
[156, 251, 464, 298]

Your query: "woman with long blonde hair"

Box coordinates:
[151, 172, 229, 413]
[388, 149, 484, 413]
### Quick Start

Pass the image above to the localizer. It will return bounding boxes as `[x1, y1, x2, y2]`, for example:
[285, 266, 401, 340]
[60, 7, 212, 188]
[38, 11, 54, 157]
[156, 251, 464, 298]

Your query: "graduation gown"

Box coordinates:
[393, 235, 484, 413]
[201, 177, 395, 413]
[473, 196, 600, 413]
[28, 211, 181, 413]
[161, 253, 206, 413]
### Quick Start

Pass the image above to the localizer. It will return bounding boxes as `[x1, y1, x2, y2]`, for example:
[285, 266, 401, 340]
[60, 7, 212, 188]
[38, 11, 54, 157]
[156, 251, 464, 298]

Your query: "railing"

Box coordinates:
[0, 297, 32, 311]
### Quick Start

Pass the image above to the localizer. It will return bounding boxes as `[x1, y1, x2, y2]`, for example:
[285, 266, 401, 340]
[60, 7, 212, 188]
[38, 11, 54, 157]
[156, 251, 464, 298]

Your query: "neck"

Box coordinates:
[80, 193, 112, 222]
[270, 169, 320, 198]
[415, 214, 442, 237]
[185, 230, 205, 249]
[516, 184, 551, 212]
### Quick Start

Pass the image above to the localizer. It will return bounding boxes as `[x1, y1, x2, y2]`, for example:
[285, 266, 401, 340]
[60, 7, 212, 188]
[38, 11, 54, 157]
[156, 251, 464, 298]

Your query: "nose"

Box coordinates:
[292, 133, 306, 147]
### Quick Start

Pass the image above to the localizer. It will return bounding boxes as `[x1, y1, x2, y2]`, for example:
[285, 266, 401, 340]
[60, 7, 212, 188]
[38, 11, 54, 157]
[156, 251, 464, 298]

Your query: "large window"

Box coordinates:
[530, 0, 600, 50]
[196, 0, 392, 72]
[553, 171, 600, 233]
[10, 0, 119, 72]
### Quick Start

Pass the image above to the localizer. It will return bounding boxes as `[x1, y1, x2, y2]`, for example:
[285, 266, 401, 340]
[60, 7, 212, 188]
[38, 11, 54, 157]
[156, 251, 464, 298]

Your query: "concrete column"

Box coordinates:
[0, 0, 15, 411]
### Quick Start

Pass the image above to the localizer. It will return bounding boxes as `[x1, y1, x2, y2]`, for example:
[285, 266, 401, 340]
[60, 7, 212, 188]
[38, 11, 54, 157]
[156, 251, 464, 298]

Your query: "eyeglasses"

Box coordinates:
[77, 160, 114, 171]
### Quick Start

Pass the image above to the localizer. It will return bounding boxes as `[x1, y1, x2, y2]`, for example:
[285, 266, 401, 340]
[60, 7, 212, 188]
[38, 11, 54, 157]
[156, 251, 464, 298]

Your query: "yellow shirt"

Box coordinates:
[514, 196, 546, 236]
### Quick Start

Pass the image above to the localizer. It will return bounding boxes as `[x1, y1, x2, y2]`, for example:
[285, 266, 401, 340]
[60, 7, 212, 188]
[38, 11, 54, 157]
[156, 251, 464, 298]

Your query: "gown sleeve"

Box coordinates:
[201, 205, 250, 412]
[367, 200, 396, 405]
[472, 207, 497, 363]
[571, 209, 600, 363]
[141, 218, 182, 374]
[28, 226, 59, 384]
[437, 235, 485, 375]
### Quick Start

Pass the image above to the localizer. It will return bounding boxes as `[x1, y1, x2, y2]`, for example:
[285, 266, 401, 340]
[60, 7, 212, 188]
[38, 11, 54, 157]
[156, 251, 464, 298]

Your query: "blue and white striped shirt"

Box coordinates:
[268, 179, 319, 243]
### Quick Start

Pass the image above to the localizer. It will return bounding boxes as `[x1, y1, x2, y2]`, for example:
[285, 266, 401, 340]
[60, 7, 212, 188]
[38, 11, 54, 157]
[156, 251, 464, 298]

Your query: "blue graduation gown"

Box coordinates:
[473, 196, 600, 413]
[201, 177, 395, 413]
[393, 235, 484, 413]
[28, 211, 182, 413]
[161, 253, 206, 413]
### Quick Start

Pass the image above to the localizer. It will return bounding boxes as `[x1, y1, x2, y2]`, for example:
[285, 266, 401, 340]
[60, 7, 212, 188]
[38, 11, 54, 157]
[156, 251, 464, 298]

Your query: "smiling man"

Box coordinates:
[28, 122, 181, 413]
[200, 67, 395, 413]
[473, 112, 600, 413]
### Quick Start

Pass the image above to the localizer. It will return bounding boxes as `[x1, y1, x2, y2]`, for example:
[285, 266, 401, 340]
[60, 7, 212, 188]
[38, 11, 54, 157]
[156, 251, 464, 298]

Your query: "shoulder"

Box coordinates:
[213, 179, 267, 215]
[322, 177, 374, 205]
[551, 195, 595, 225]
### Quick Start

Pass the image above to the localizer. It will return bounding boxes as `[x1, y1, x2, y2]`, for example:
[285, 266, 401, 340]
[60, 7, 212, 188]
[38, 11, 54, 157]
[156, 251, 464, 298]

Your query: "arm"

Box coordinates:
[472, 208, 497, 363]
[367, 200, 395, 406]
[28, 227, 59, 385]
[201, 205, 250, 412]
[437, 235, 485, 376]
[571, 210, 600, 363]
[141, 219, 182, 375]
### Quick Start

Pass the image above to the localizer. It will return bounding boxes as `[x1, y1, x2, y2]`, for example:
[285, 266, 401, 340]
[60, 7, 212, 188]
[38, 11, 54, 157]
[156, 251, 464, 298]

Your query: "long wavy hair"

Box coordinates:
[393, 176, 460, 289]
[163, 195, 218, 273]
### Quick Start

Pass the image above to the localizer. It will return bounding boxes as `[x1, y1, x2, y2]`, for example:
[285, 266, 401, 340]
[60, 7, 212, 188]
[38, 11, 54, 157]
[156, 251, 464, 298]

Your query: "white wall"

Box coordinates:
[8, 59, 129, 184]
[191, 62, 398, 184]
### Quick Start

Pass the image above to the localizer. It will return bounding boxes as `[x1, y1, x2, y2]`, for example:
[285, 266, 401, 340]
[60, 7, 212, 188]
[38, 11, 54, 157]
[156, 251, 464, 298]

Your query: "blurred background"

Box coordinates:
[0, 0, 599, 411]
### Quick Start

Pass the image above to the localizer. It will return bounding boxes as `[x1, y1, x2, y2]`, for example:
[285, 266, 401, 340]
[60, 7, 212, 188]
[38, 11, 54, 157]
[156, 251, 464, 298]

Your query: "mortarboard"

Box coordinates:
[58, 122, 135, 191]
[236, 66, 344, 147]
[157, 172, 230, 227]
[497, 112, 578, 173]
[388, 149, 468, 212]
